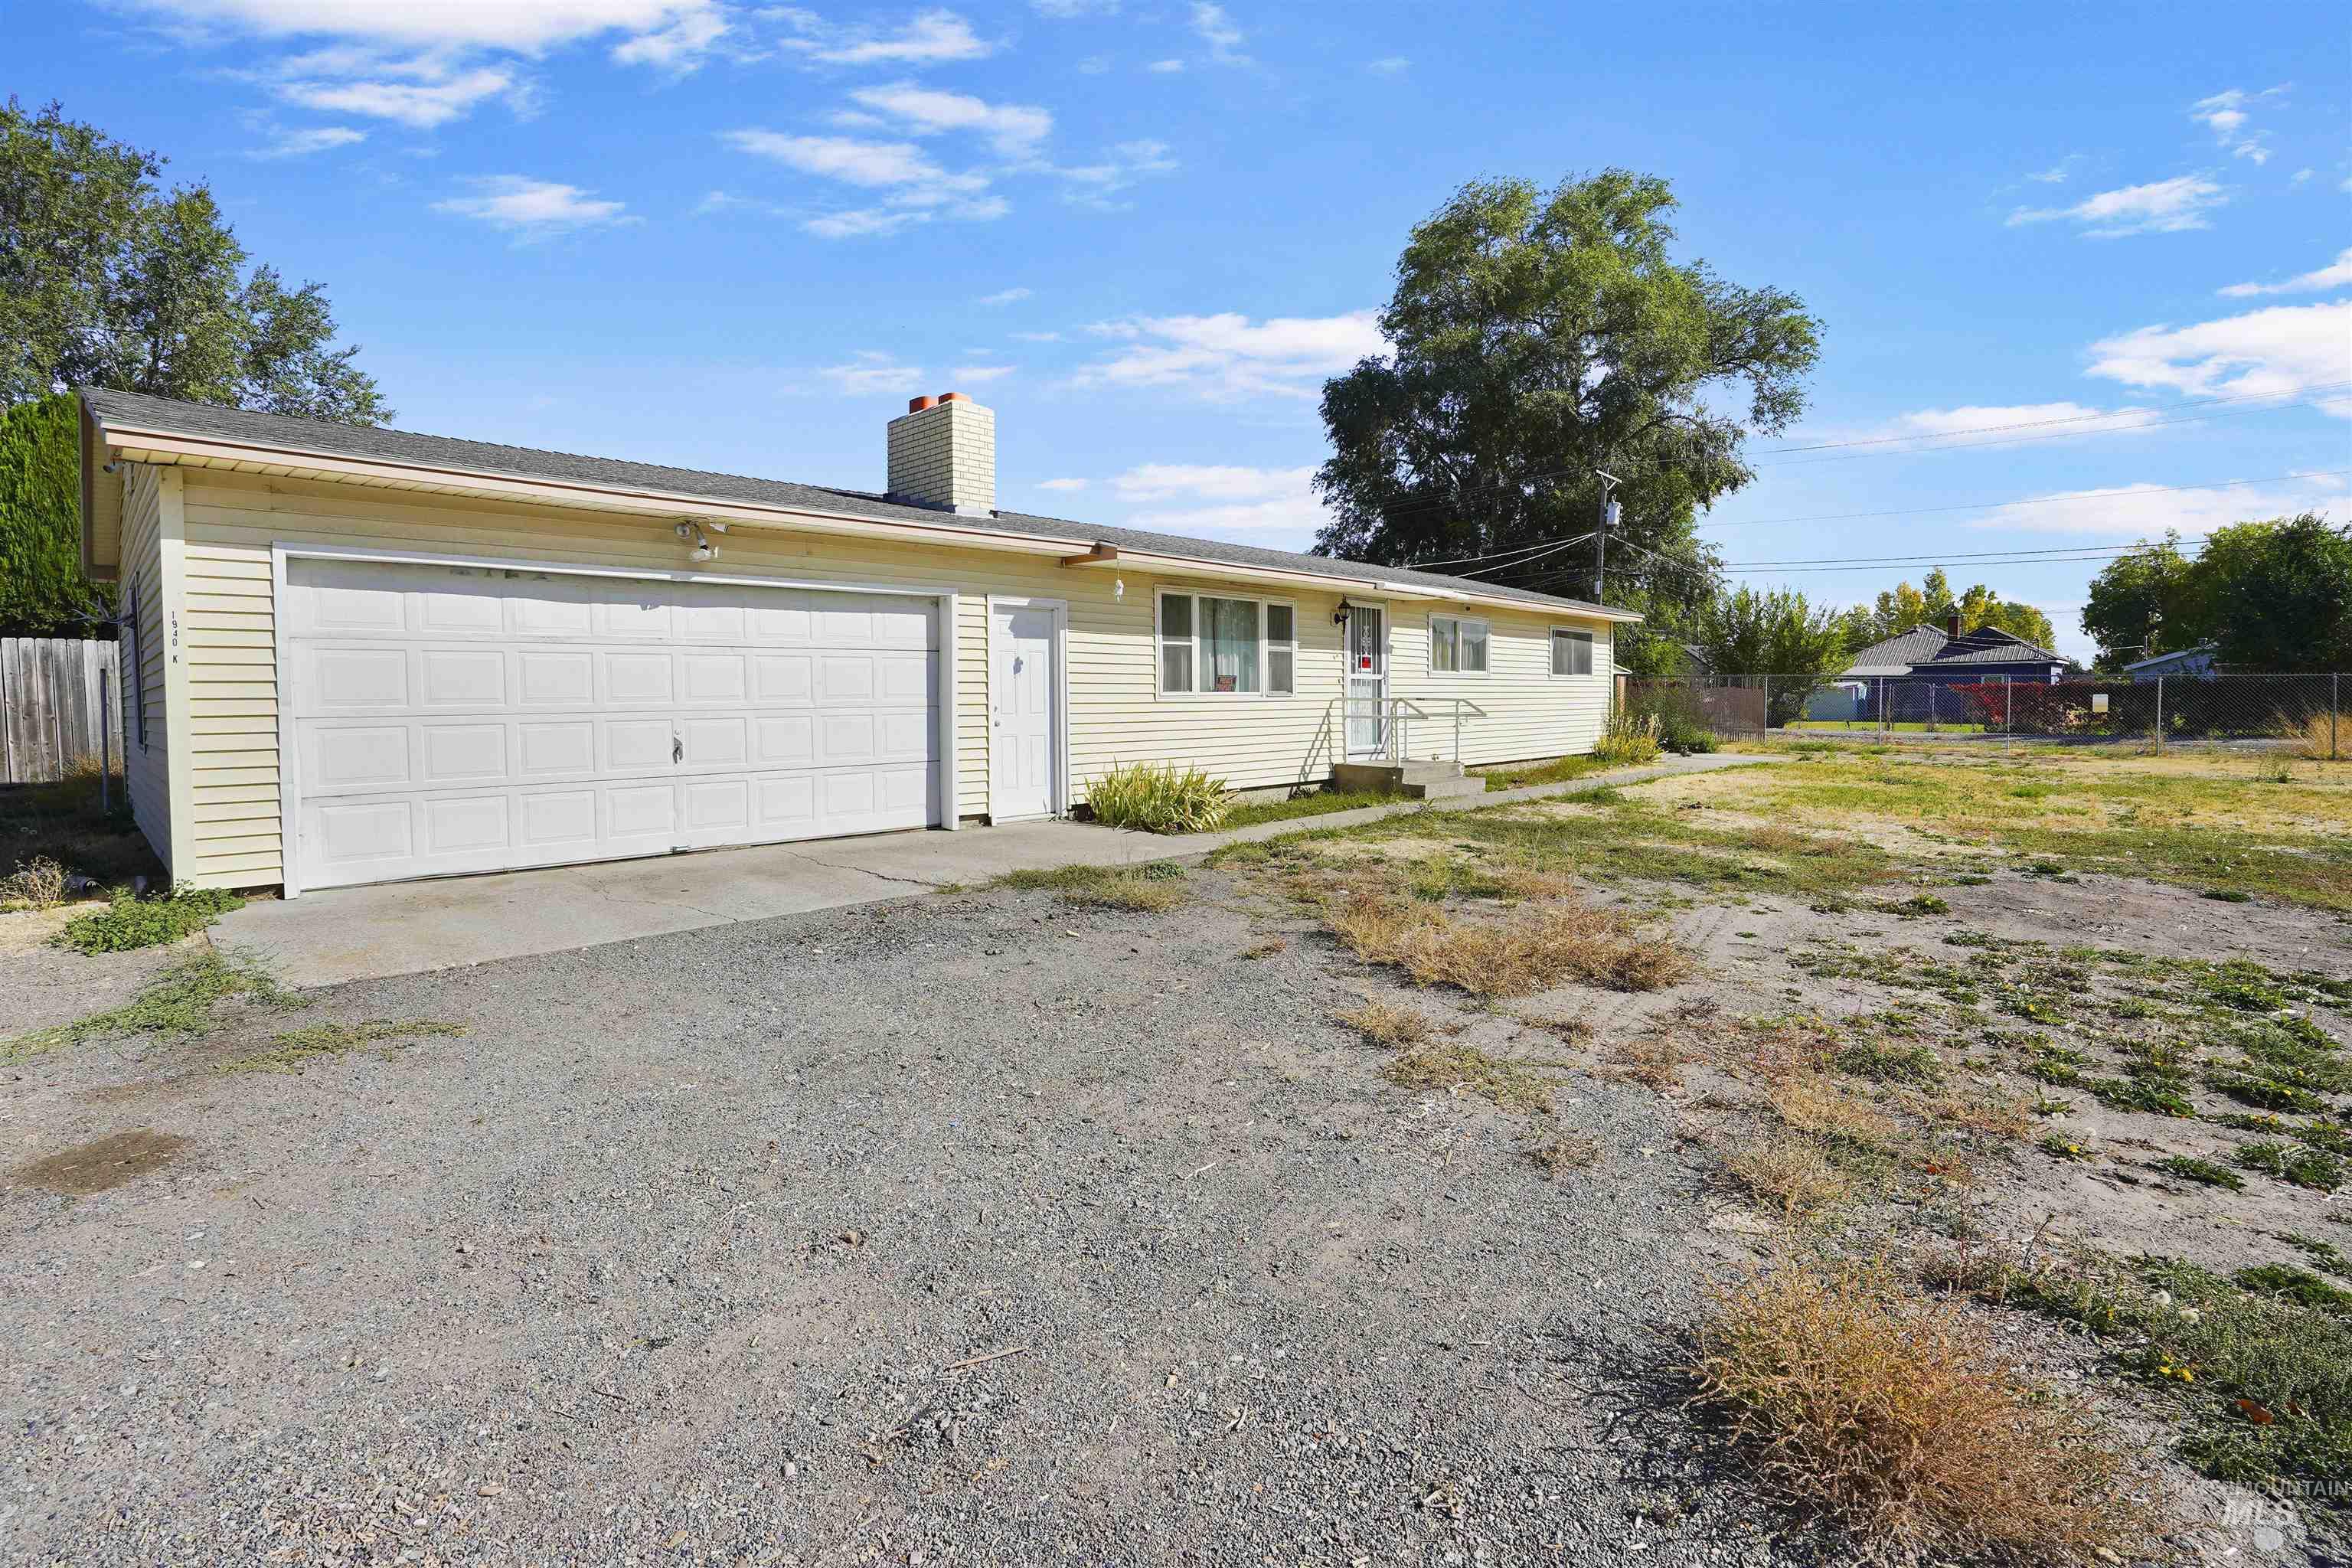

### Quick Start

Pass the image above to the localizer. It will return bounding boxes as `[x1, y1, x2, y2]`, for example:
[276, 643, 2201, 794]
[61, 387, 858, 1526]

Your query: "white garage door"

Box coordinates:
[286, 557, 941, 890]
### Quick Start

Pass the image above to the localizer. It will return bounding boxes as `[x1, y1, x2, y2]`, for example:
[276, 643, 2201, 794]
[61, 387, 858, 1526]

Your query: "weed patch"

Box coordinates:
[1526, 1135, 1600, 1176]
[993, 861, 1187, 911]
[1720, 1134, 1850, 1219]
[1381, 1041, 1554, 1115]
[1084, 763, 1230, 834]
[1331, 998, 1436, 1050]
[1690, 1259, 2162, 1563]
[1328, 891, 1688, 998]
[57, 885, 243, 953]
[2154, 1155, 2244, 1191]
[214, 1018, 468, 1075]
[2, 952, 304, 1063]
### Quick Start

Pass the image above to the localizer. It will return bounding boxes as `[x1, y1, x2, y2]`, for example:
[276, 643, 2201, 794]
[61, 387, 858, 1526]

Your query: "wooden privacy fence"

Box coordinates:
[0, 638, 120, 784]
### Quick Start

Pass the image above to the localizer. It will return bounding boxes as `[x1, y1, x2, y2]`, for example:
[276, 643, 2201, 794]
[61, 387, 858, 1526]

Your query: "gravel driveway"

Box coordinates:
[4, 873, 1778, 1566]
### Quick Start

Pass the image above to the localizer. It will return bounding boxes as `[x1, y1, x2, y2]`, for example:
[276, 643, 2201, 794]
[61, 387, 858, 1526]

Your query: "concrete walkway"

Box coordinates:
[212, 751, 1785, 985]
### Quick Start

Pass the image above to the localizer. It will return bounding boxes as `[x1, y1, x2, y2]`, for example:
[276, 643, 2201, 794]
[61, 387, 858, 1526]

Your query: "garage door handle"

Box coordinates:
[672, 735, 683, 763]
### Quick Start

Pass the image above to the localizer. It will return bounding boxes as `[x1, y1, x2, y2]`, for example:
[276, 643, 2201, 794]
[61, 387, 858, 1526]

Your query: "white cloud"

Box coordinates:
[946, 364, 1014, 383]
[2218, 247, 2352, 299]
[433, 175, 630, 234]
[818, 351, 923, 394]
[609, 5, 729, 70]
[1875, 402, 2170, 443]
[843, 80, 1051, 156]
[1076, 310, 1385, 400]
[122, 0, 728, 53]
[1190, 2, 1245, 62]
[1031, 0, 1118, 12]
[276, 64, 517, 127]
[1011, 330, 1063, 342]
[2291, 168, 2314, 185]
[773, 7, 991, 66]
[2024, 153, 2085, 185]
[2087, 300, 2352, 412]
[722, 128, 1005, 231]
[1365, 56, 1408, 75]
[1112, 463, 1332, 539]
[247, 122, 366, 157]
[803, 207, 929, 239]
[1964, 473, 2347, 537]
[1145, 57, 1184, 73]
[978, 287, 1032, 305]
[2191, 87, 2285, 165]
[1076, 54, 1110, 74]
[1037, 477, 1088, 491]
[2007, 174, 2226, 237]
[1046, 138, 1177, 207]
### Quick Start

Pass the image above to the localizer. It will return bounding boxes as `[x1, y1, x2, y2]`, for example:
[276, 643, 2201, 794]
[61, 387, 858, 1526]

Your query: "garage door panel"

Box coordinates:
[287, 558, 941, 890]
[518, 721, 596, 777]
[519, 651, 594, 706]
[603, 652, 673, 705]
[420, 724, 508, 784]
[420, 649, 507, 707]
[310, 725, 411, 789]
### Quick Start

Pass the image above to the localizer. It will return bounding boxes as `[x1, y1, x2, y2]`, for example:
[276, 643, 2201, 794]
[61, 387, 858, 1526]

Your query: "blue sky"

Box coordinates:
[17, 0, 2351, 658]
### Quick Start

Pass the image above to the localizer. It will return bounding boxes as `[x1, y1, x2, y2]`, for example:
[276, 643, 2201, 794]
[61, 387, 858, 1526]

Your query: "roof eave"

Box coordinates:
[86, 409, 1633, 622]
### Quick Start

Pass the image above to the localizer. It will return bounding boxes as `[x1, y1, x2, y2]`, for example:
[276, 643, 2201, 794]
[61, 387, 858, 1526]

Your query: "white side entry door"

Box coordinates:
[989, 599, 1059, 820]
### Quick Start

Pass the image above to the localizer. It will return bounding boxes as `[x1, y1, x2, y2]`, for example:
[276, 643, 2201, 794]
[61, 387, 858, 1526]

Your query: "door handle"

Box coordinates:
[672, 735, 683, 764]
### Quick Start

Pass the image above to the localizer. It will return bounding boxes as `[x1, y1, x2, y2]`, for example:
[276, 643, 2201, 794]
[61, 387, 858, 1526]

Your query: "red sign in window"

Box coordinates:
[1358, 655, 1373, 670]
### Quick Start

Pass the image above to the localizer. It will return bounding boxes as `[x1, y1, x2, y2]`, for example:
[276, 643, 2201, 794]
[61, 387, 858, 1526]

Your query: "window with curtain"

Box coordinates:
[1430, 614, 1488, 674]
[1158, 591, 1295, 695]
[1201, 596, 1259, 693]
[1551, 628, 1594, 677]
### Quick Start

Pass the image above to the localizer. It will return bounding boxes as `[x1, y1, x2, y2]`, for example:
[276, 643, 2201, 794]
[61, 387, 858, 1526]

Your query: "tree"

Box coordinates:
[1841, 566, 2056, 652]
[2, 98, 388, 420]
[0, 392, 108, 636]
[2080, 534, 2198, 669]
[2202, 515, 2351, 671]
[1, 99, 387, 639]
[1311, 171, 1819, 633]
[1692, 585, 1846, 725]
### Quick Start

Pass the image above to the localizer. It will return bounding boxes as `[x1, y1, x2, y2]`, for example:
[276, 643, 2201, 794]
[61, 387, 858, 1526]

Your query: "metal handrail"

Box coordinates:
[1333, 695, 1487, 764]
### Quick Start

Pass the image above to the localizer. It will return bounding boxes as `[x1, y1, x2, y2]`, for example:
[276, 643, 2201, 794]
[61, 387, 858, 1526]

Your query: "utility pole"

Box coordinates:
[1593, 469, 1621, 603]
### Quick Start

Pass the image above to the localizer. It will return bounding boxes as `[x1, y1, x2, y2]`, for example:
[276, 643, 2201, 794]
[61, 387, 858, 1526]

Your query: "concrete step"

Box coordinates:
[1395, 759, 1465, 785]
[1400, 775, 1485, 801]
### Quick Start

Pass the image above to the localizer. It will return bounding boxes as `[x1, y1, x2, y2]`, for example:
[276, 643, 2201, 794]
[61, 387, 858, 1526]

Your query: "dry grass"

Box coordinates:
[1513, 1011, 1596, 1046]
[1240, 936, 1288, 959]
[994, 861, 1187, 912]
[1715, 1014, 1842, 1085]
[1903, 1083, 2038, 1142]
[1331, 997, 1437, 1049]
[1527, 1134, 1601, 1176]
[1690, 1259, 2166, 1564]
[1768, 1073, 1898, 1145]
[1382, 1041, 1555, 1115]
[1603, 1033, 1688, 1090]
[1327, 890, 1690, 998]
[1720, 1133, 1851, 1219]
[1745, 825, 1863, 860]
[1, 855, 68, 910]
[2282, 710, 2349, 763]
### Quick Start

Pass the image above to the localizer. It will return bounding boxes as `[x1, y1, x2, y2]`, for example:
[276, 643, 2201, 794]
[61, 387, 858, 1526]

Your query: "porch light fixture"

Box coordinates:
[1334, 596, 1354, 626]
[675, 520, 720, 562]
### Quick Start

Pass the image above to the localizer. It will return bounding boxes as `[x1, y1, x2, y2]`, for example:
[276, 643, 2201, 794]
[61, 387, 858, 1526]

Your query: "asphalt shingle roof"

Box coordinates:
[1841, 622, 2065, 677]
[80, 387, 1625, 618]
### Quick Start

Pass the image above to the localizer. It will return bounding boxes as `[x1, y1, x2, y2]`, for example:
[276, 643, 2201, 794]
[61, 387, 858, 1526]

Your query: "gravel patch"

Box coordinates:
[3, 874, 1783, 1566]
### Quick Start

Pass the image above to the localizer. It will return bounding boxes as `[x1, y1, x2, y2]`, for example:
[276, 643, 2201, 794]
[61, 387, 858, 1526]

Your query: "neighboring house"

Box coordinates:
[2122, 645, 2219, 682]
[1840, 616, 2069, 720]
[77, 387, 1634, 896]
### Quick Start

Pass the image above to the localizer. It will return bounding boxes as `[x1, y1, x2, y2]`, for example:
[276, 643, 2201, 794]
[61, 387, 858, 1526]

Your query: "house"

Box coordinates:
[77, 387, 1635, 897]
[2122, 644, 2218, 682]
[1840, 616, 2069, 720]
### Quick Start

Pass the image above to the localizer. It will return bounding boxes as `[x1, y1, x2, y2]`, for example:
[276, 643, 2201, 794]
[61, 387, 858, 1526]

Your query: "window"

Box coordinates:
[1550, 628, 1594, 678]
[1429, 614, 1489, 675]
[1158, 591, 1296, 697]
[123, 575, 147, 749]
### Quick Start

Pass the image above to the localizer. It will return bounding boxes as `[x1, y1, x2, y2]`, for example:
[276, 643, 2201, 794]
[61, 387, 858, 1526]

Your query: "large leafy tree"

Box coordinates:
[2081, 519, 2347, 672]
[1311, 172, 1820, 659]
[1, 99, 387, 637]
[1692, 585, 1846, 724]
[1838, 567, 2057, 653]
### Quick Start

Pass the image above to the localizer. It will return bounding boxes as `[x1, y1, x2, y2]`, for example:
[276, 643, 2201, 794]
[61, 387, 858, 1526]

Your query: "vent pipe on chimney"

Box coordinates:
[887, 392, 995, 515]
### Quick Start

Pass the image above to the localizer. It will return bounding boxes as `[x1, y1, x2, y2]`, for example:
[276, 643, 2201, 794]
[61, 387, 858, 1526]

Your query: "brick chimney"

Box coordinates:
[1945, 612, 1962, 639]
[887, 392, 995, 515]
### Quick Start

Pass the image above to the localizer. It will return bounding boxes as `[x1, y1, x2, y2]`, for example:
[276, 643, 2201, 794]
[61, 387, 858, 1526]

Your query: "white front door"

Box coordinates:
[1344, 603, 1387, 759]
[990, 600, 1059, 819]
[285, 557, 940, 890]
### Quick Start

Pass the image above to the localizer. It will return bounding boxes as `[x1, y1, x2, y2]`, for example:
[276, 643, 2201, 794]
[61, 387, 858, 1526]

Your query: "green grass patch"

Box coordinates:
[214, 1018, 468, 1075]
[2088, 1076, 2196, 1118]
[1478, 754, 1613, 792]
[992, 860, 1187, 911]
[55, 884, 244, 954]
[1220, 789, 1401, 830]
[2153, 1155, 2243, 1189]
[2237, 1265, 2352, 1315]
[2, 952, 305, 1063]
[2236, 1141, 2346, 1191]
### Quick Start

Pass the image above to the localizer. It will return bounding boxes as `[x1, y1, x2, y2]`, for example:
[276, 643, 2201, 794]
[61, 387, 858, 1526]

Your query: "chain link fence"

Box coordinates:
[1625, 672, 2348, 758]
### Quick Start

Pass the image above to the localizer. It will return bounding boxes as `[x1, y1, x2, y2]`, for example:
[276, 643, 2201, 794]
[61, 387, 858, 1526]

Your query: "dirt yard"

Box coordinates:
[4, 742, 2349, 1565]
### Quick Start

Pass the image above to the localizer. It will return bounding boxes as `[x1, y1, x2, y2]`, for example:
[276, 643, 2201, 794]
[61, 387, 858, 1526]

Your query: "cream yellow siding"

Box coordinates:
[117, 465, 173, 868]
[165, 471, 1619, 890]
[1389, 604, 1613, 763]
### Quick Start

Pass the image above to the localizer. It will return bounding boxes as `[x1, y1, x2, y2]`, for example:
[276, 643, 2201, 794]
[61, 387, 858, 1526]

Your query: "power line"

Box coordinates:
[1721, 537, 2211, 568]
[1454, 531, 1596, 578]
[1694, 470, 2347, 531]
